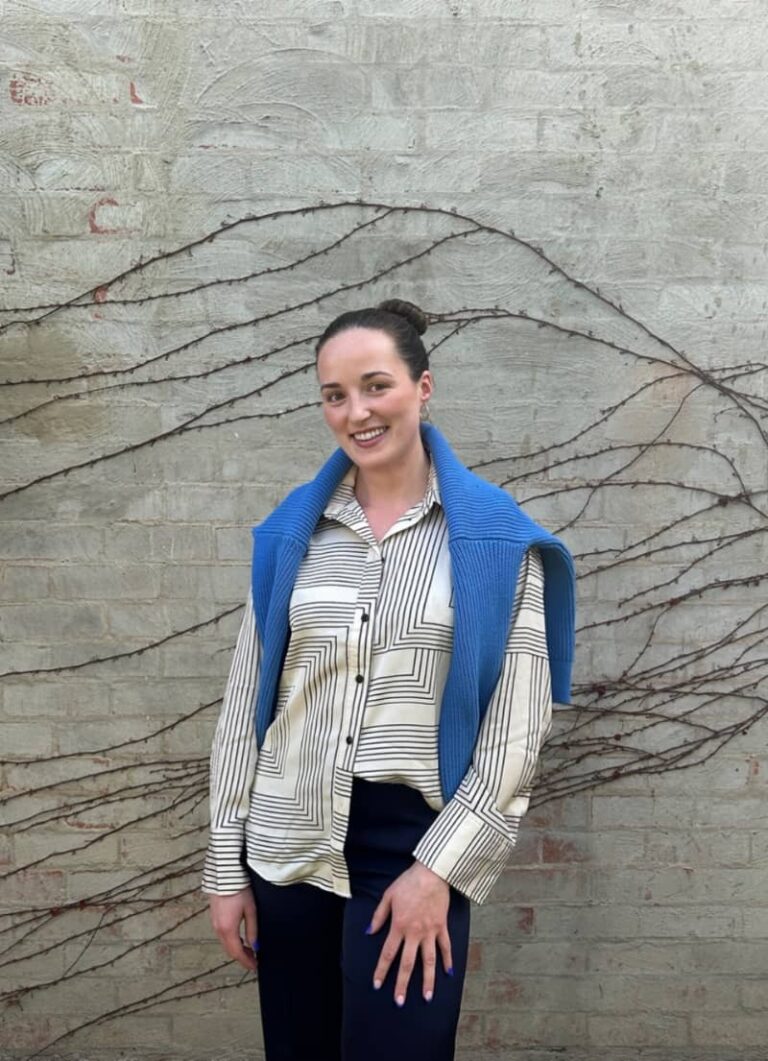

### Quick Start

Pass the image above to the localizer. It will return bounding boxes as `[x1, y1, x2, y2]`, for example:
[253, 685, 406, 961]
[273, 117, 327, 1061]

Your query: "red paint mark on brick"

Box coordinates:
[466, 940, 483, 972]
[10, 73, 54, 106]
[483, 1018, 503, 1052]
[88, 197, 121, 235]
[542, 834, 586, 862]
[512, 832, 541, 863]
[116, 54, 132, 63]
[748, 756, 760, 778]
[643, 887, 653, 899]
[527, 804, 560, 827]
[64, 817, 112, 830]
[517, 906, 535, 933]
[457, 1013, 481, 1046]
[94, 285, 110, 303]
[490, 976, 523, 1004]
[129, 81, 144, 104]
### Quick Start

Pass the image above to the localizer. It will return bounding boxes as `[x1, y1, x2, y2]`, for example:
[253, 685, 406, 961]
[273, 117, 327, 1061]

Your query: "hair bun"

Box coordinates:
[376, 298, 428, 336]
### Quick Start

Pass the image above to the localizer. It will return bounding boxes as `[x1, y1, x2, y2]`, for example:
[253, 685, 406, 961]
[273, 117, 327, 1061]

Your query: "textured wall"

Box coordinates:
[2, 1, 767, 1059]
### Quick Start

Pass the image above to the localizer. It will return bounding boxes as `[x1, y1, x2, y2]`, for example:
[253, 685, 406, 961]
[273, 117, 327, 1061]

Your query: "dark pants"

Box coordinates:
[245, 778, 471, 1061]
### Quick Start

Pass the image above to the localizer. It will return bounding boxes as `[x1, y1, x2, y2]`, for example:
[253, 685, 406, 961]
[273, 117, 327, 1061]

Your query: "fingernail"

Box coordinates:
[395, 994, 405, 1007]
[364, 922, 373, 935]
[251, 939, 260, 953]
[424, 991, 433, 1003]
[373, 979, 382, 990]
[447, 967, 454, 977]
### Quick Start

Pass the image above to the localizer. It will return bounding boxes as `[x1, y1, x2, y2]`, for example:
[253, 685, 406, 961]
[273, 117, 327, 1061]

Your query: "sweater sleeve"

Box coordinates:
[412, 547, 553, 904]
[201, 586, 261, 895]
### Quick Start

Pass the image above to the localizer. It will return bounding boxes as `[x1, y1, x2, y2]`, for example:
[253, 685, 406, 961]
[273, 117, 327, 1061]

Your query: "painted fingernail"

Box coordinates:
[424, 990, 433, 1002]
[251, 939, 259, 953]
[447, 967, 454, 977]
[373, 979, 382, 990]
[395, 994, 405, 1007]
[364, 922, 373, 935]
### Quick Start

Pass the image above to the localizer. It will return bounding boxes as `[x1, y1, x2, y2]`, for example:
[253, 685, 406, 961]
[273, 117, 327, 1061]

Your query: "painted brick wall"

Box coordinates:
[2, 2, 767, 1059]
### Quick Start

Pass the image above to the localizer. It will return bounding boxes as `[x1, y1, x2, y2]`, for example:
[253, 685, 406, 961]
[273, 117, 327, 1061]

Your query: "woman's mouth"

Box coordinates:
[350, 426, 388, 448]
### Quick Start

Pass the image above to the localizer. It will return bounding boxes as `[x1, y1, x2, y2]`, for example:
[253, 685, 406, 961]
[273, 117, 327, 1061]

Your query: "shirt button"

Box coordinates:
[355, 674, 364, 684]
[346, 736, 353, 745]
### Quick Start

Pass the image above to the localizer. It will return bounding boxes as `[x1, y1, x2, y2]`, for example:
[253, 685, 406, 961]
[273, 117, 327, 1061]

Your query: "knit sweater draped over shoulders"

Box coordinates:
[249, 422, 576, 802]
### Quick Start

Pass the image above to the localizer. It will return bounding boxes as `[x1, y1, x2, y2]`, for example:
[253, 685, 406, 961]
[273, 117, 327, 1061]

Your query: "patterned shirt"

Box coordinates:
[201, 460, 552, 904]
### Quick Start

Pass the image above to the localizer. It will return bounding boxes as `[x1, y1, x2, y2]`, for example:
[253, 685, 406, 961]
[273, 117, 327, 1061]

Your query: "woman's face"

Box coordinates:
[316, 327, 433, 473]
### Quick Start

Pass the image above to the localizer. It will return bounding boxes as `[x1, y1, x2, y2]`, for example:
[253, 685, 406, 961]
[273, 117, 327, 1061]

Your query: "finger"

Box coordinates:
[394, 937, 419, 1007]
[372, 927, 402, 991]
[421, 937, 437, 1002]
[244, 896, 259, 955]
[437, 925, 454, 978]
[367, 890, 391, 936]
[223, 926, 258, 972]
[212, 907, 258, 972]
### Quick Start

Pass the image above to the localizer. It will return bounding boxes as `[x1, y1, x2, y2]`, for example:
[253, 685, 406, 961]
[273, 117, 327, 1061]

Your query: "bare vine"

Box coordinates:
[1, 199, 764, 1055]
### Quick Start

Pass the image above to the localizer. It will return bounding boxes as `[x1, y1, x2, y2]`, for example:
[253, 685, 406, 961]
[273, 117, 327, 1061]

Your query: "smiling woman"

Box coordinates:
[317, 315, 434, 537]
[202, 298, 577, 1061]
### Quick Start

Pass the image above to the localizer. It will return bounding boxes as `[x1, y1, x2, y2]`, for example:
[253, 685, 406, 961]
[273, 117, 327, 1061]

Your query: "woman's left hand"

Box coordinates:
[368, 860, 453, 1006]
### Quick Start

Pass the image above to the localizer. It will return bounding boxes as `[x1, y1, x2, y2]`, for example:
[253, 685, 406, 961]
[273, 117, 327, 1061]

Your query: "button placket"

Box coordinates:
[341, 547, 381, 767]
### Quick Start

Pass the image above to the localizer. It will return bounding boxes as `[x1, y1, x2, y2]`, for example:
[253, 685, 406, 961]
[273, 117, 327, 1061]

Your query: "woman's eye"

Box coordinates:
[324, 392, 344, 403]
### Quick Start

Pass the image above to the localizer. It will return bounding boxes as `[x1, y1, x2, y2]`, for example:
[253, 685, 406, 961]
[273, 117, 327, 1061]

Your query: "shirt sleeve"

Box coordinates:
[412, 546, 553, 904]
[200, 586, 261, 895]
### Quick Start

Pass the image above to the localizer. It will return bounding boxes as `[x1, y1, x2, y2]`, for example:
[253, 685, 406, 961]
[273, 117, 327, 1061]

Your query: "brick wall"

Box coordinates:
[2, 2, 767, 1059]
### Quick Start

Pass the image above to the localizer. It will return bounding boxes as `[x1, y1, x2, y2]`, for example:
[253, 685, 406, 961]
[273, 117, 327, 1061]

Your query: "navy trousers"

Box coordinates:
[244, 778, 471, 1061]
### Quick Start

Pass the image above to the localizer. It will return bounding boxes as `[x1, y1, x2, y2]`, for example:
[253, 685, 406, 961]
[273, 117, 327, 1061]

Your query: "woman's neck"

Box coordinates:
[353, 444, 430, 511]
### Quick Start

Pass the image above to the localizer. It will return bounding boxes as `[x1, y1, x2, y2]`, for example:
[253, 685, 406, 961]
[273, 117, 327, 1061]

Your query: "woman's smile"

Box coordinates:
[350, 426, 389, 447]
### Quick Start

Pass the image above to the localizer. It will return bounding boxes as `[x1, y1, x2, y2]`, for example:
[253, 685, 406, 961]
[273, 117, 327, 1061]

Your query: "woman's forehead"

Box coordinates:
[317, 329, 406, 380]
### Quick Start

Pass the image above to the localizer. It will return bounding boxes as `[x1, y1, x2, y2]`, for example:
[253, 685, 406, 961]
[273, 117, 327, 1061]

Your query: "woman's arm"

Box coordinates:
[411, 545, 553, 903]
[201, 585, 262, 896]
[368, 547, 552, 1003]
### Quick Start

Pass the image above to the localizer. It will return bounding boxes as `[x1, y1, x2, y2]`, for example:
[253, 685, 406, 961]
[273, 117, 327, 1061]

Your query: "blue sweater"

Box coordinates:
[250, 423, 576, 801]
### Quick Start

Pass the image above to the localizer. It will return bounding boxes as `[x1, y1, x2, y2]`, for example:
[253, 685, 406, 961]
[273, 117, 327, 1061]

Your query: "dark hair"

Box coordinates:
[314, 298, 429, 382]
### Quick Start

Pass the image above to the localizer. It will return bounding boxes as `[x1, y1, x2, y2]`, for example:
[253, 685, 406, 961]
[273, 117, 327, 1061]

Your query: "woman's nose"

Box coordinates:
[347, 392, 370, 422]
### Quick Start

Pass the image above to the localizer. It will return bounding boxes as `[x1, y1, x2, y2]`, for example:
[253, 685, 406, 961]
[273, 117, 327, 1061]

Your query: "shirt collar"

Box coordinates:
[323, 456, 441, 522]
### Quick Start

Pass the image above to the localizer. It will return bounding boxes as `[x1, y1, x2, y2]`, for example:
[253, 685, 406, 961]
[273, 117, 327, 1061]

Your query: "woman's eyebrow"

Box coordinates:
[361, 370, 395, 381]
[320, 370, 395, 390]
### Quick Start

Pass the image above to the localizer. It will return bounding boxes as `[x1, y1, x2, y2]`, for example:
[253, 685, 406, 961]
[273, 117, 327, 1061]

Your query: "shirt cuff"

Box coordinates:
[412, 796, 523, 904]
[200, 830, 251, 895]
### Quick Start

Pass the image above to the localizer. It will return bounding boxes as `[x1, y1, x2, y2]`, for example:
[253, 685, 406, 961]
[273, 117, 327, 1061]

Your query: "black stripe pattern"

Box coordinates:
[201, 461, 552, 903]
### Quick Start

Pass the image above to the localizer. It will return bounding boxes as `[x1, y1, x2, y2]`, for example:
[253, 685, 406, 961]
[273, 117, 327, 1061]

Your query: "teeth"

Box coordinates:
[354, 428, 386, 441]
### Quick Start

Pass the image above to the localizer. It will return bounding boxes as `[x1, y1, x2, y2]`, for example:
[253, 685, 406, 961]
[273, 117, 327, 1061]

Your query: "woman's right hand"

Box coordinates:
[208, 887, 259, 973]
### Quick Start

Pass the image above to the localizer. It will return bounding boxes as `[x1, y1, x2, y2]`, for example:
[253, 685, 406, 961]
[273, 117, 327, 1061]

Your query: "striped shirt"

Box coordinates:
[201, 459, 552, 904]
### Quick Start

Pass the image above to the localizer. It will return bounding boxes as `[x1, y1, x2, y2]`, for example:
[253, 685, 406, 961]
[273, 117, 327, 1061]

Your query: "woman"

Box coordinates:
[202, 299, 576, 1061]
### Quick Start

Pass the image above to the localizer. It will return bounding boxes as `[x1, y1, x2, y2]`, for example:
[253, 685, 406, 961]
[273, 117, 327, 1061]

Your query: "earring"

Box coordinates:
[420, 401, 431, 422]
